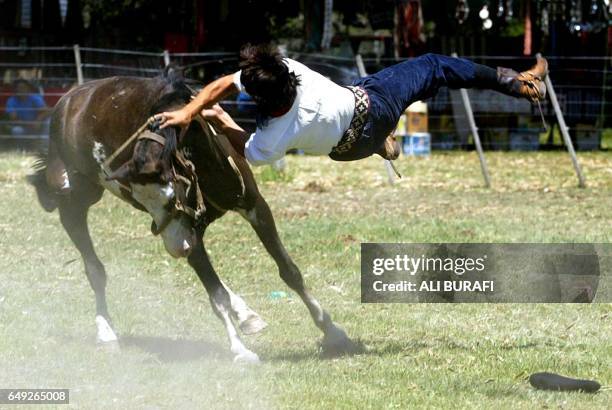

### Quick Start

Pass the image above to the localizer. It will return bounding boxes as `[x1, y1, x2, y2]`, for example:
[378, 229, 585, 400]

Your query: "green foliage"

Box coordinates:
[254, 164, 295, 183]
[500, 19, 525, 37]
[269, 15, 304, 39]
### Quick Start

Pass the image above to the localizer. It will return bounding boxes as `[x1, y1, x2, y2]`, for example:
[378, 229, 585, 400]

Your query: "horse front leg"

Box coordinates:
[187, 235, 260, 363]
[238, 197, 358, 356]
[219, 278, 268, 335]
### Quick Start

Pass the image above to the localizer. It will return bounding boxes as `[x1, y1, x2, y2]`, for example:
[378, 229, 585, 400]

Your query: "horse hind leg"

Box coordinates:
[56, 176, 117, 347]
[238, 198, 359, 357]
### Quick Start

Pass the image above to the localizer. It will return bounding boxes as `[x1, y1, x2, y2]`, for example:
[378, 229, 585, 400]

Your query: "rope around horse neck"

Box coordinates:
[102, 116, 156, 170]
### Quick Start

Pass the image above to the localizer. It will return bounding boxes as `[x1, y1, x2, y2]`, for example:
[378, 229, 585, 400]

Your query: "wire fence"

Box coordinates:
[0, 46, 609, 151]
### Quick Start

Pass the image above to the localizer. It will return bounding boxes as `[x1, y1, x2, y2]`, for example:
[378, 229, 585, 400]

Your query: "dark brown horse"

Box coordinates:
[29, 68, 356, 362]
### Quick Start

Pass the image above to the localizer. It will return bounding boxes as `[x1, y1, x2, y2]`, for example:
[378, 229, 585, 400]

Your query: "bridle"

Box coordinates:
[101, 117, 206, 236]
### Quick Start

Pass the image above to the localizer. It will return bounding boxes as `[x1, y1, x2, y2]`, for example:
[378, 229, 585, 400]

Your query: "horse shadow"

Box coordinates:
[120, 334, 230, 363]
[105, 334, 547, 364]
[264, 337, 544, 363]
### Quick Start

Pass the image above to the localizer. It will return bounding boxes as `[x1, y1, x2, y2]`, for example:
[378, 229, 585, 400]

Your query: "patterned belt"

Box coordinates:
[330, 86, 370, 154]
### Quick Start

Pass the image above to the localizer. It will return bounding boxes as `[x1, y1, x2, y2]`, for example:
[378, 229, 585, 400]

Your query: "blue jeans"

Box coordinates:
[331, 53, 493, 161]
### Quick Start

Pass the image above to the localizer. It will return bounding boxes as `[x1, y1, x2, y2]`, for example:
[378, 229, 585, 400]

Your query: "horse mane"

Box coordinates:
[154, 64, 193, 110]
[162, 64, 185, 87]
[159, 64, 205, 104]
[148, 65, 200, 167]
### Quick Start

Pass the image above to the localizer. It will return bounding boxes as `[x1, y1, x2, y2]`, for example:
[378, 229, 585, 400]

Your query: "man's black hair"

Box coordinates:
[239, 44, 300, 127]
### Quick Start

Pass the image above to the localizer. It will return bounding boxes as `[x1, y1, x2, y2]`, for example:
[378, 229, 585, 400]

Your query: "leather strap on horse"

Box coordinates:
[195, 116, 246, 197]
[185, 83, 247, 207]
[138, 132, 167, 146]
[172, 149, 206, 221]
[139, 129, 205, 219]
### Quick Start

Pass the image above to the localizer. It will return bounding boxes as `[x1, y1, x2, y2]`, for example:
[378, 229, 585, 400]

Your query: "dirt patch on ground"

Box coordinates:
[302, 181, 330, 193]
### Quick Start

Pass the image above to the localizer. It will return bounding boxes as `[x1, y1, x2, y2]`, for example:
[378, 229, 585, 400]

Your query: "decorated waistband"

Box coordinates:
[330, 86, 370, 155]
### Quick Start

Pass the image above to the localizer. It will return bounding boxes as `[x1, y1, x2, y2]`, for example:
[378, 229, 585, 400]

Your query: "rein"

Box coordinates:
[102, 117, 156, 171]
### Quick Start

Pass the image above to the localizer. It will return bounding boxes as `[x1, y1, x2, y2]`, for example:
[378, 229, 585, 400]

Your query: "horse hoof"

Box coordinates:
[233, 350, 261, 364]
[240, 314, 268, 335]
[95, 315, 118, 344]
[320, 327, 362, 358]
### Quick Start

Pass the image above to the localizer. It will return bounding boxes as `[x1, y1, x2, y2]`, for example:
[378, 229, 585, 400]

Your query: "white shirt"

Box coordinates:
[233, 58, 355, 166]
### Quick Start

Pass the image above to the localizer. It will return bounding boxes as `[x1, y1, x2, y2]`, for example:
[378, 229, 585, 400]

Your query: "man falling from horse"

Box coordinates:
[156, 44, 547, 165]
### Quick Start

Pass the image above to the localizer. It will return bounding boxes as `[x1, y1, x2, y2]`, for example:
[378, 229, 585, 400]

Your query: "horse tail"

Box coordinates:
[27, 151, 58, 212]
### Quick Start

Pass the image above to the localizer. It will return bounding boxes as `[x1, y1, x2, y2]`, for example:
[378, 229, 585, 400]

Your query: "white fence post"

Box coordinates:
[163, 50, 171, 67]
[73, 44, 84, 85]
[536, 53, 586, 188]
[452, 52, 491, 188]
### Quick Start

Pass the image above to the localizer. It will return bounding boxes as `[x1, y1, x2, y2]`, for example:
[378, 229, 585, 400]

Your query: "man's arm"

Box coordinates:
[157, 74, 238, 129]
[200, 104, 249, 157]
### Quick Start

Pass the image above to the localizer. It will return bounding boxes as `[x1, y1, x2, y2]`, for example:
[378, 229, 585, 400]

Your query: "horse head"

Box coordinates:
[106, 117, 200, 258]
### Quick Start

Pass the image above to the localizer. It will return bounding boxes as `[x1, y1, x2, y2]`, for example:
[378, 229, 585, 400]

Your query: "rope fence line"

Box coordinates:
[5, 46, 605, 60]
[0, 63, 75, 68]
[1, 46, 607, 81]
[80, 64, 162, 73]
[0, 46, 73, 51]
[168, 52, 236, 57]
[79, 47, 164, 57]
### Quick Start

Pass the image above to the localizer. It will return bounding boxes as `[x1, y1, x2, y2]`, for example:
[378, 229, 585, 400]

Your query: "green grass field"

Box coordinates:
[0, 150, 610, 409]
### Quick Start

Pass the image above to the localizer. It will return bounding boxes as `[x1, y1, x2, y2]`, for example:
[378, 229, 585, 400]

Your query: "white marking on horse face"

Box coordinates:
[92, 142, 106, 164]
[130, 182, 174, 214]
[160, 184, 175, 199]
[131, 182, 194, 258]
[95, 315, 118, 343]
[159, 217, 194, 258]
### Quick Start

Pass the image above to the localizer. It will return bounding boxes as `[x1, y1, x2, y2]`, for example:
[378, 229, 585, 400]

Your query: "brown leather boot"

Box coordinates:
[376, 134, 400, 160]
[497, 56, 548, 102]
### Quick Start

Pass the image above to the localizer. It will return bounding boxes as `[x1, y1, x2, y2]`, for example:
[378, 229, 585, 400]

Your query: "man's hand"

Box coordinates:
[200, 104, 237, 133]
[154, 108, 193, 129]
[199, 104, 249, 157]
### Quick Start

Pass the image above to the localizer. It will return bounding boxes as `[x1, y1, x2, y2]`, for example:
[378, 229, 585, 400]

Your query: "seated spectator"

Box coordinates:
[5, 79, 49, 135]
